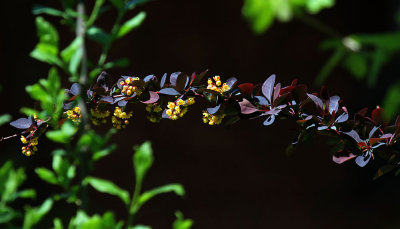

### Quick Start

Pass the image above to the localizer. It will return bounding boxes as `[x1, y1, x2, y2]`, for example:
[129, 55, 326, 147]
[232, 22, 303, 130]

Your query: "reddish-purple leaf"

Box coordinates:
[254, 96, 269, 106]
[355, 154, 371, 167]
[193, 69, 208, 85]
[262, 74, 275, 103]
[332, 153, 356, 164]
[335, 112, 348, 123]
[239, 99, 260, 114]
[237, 83, 254, 97]
[273, 83, 281, 102]
[176, 73, 189, 91]
[158, 88, 181, 96]
[141, 91, 159, 104]
[10, 118, 33, 129]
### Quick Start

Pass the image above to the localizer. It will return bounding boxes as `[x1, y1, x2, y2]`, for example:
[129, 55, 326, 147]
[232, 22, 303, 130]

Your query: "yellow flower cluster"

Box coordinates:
[165, 98, 195, 120]
[145, 104, 163, 123]
[67, 106, 82, 123]
[119, 77, 142, 96]
[207, 76, 230, 93]
[202, 110, 226, 125]
[21, 136, 38, 156]
[112, 107, 133, 129]
[90, 108, 111, 126]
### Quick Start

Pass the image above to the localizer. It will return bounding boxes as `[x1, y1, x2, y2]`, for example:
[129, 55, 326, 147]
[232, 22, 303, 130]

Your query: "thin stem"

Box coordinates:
[126, 178, 142, 227]
[76, 0, 91, 212]
[295, 11, 341, 38]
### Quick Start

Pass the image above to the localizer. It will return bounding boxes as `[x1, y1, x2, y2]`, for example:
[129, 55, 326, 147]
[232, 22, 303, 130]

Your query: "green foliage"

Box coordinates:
[23, 198, 53, 229]
[242, 0, 335, 34]
[138, 184, 185, 206]
[133, 141, 153, 184]
[25, 68, 65, 126]
[382, 82, 400, 121]
[46, 121, 77, 143]
[0, 114, 11, 126]
[83, 177, 130, 205]
[172, 211, 193, 229]
[67, 211, 124, 229]
[117, 11, 146, 38]
[30, 17, 62, 66]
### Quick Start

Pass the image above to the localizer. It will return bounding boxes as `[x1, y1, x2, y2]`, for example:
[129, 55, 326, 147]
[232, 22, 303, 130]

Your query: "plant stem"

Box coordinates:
[76, 0, 91, 211]
[295, 11, 341, 38]
[98, 9, 126, 66]
[127, 178, 142, 227]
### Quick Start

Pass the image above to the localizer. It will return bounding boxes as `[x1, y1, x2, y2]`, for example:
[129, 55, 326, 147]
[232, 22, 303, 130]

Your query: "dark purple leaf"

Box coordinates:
[143, 74, 155, 82]
[226, 77, 237, 89]
[162, 109, 169, 119]
[262, 74, 275, 103]
[193, 69, 208, 85]
[263, 115, 275, 126]
[112, 97, 126, 104]
[207, 104, 221, 115]
[328, 95, 340, 114]
[160, 73, 167, 88]
[117, 78, 124, 89]
[118, 100, 128, 107]
[320, 86, 329, 101]
[169, 72, 181, 86]
[355, 154, 371, 167]
[369, 126, 380, 139]
[96, 71, 110, 91]
[239, 99, 260, 114]
[342, 130, 362, 143]
[99, 96, 113, 103]
[70, 83, 81, 95]
[158, 88, 181, 96]
[141, 91, 159, 104]
[265, 106, 284, 115]
[307, 93, 324, 110]
[335, 112, 348, 123]
[254, 96, 269, 106]
[237, 83, 254, 97]
[175, 73, 188, 91]
[10, 118, 33, 129]
[64, 101, 74, 110]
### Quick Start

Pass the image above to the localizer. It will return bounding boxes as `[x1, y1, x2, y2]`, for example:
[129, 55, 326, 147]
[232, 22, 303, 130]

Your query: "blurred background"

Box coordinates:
[1, 0, 400, 228]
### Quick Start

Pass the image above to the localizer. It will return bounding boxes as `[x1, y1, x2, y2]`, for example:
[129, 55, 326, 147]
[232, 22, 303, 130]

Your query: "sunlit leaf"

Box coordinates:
[117, 12, 146, 38]
[83, 177, 130, 205]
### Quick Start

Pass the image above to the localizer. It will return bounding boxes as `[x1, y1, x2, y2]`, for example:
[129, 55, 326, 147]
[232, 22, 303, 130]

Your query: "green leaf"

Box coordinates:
[53, 218, 64, 229]
[172, 211, 193, 229]
[382, 82, 400, 121]
[0, 114, 11, 126]
[20, 107, 40, 117]
[46, 122, 77, 143]
[109, 0, 124, 9]
[343, 52, 367, 79]
[305, 0, 335, 14]
[138, 184, 185, 206]
[69, 47, 82, 74]
[0, 207, 16, 223]
[9, 189, 36, 201]
[133, 141, 153, 184]
[117, 12, 146, 38]
[23, 198, 53, 229]
[242, 0, 277, 34]
[83, 177, 130, 205]
[31, 17, 61, 66]
[35, 168, 58, 185]
[87, 26, 109, 45]
[103, 58, 130, 69]
[93, 144, 117, 160]
[33, 5, 66, 17]
[130, 225, 152, 229]
[61, 37, 82, 63]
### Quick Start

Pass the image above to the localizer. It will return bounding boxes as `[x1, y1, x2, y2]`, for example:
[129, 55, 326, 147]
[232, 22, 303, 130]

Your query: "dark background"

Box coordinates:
[1, 0, 400, 228]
